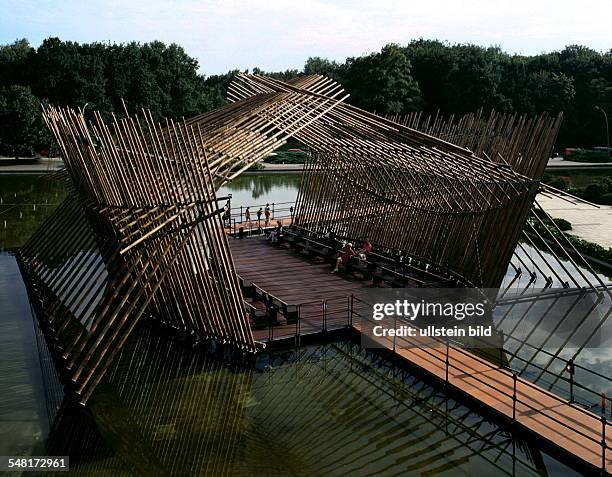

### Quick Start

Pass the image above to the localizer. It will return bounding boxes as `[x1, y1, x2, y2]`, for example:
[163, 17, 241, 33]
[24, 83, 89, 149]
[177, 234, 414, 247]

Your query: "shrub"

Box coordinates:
[264, 150, 305, 164]
[599, 193, 612, 205]
[567, 148, 612, 163]
[247, 162, 265, 170]
[546, 176, 572, 191]
[567, 236, 612, 263]
[553, 218, 572, 231]
[583, 183, 604, 202]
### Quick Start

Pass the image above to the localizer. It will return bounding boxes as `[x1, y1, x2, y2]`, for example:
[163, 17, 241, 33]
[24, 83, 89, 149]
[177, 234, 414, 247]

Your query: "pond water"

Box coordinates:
[0, 317, 583, 476]
[0, 172, 608, 475]
[218, 173, 302, 209]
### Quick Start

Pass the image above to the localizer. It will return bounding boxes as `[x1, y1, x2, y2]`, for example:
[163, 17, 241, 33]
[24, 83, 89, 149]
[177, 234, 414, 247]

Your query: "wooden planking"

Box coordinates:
[230, 235, 372, 304]
[353, 322, 612, 474]
[230, 235, 369, 341]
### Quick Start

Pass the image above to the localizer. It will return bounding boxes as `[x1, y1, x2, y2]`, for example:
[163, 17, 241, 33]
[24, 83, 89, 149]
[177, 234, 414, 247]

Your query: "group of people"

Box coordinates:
[241, 206, 371, 269]
[331, 237, 372, 273]
[244, 204, 272, 228]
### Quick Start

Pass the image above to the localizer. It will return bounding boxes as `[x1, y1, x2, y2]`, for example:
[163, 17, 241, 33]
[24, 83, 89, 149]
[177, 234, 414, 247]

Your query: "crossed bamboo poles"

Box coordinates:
[18, 74, 580, 403]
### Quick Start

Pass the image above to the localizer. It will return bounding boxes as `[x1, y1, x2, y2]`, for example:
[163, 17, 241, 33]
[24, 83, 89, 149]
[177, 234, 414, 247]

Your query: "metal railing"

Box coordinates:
[350, 295, 610, 472]
[249, 294, 353, 346]
[248, 286, 610, 469]
[228, 201, 295, 236]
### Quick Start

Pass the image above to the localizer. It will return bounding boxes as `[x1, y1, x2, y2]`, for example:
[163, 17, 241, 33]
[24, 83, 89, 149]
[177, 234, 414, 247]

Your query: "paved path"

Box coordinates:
[0, 158, 63, 174]
[1, 156, 610, 174]
[547, 157, 612, 169]
[258, 163, 304, 172]
[537, 194, 612, 248]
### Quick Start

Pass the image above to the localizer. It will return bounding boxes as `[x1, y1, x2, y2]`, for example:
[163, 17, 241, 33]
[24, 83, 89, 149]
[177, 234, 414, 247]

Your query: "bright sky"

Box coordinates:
[1, 0, 610, 75]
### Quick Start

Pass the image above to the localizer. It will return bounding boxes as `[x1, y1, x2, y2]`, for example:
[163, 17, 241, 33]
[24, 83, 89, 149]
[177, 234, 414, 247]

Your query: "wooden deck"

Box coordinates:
[230, 234, 371, 303]
[229, 235, 611, 474]
[230, 235, 371, 341]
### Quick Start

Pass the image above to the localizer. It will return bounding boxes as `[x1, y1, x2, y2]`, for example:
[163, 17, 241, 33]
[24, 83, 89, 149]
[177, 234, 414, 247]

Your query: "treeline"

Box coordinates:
[0, 38, 610, 156]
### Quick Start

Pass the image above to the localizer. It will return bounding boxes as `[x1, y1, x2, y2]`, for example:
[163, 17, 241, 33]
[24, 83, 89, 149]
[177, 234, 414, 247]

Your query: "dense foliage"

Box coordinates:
[543, 173, 612, 205]
[0, 38, 611, 156]
[565, 148, 612, 163]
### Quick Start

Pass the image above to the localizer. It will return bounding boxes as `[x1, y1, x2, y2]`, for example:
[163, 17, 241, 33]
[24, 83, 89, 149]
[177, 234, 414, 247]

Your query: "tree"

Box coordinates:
[1, 36, 611, 155]
[343, 44, 422, 114]
[525, 71, 575, 113]
[403, 40, 457, 112]
[0, 39, 33, 86]
[0, 85, 48, 157]
[303, 57, 343, 80]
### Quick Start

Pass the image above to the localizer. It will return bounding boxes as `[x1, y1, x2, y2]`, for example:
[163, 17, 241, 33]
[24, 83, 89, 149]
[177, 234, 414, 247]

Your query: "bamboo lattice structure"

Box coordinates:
[225, 75, 563, 289]
[388, 109, 609, 292]
[18, 74, 568, 403]
[18, 76, 363, 403]
[389, 108, 563, 178]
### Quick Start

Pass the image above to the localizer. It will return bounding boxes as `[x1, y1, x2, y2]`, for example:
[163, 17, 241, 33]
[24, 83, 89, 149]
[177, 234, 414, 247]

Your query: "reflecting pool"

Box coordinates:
[0, 172, 609, 476]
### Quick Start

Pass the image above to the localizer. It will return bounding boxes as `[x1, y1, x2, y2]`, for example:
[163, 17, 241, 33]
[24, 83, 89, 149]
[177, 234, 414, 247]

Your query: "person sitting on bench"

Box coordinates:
[323, 228, 337, 246]
[358, 238, 372, 259]
[267, 220, 283, 243]
[332, 242, 356, 273]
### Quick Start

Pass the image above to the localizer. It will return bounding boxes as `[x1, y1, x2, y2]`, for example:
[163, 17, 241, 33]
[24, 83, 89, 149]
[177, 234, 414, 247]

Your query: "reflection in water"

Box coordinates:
[500, 244, 612, 407]
[38, 326, 580, 476]
[0, 175, 67, 250]
[218, 173, 302, 204]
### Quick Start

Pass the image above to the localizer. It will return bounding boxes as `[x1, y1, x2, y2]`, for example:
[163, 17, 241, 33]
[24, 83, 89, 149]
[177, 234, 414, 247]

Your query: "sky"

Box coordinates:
[1, 0, 611, 75]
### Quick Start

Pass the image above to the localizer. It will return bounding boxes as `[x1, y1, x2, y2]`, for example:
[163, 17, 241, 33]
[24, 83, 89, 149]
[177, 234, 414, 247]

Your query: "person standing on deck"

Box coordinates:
[222, 201, 231, 228]
[245, 206, 251, 224]
[264, 203, 271, 227]
[257, 207, 263, 230]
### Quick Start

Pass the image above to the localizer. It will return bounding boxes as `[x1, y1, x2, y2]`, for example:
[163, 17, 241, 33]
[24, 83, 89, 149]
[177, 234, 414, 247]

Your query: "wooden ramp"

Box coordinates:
[355, 323, 612, 474]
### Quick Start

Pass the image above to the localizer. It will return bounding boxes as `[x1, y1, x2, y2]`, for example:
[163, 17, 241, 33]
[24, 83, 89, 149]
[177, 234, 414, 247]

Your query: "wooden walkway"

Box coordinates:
[229, 235, 611, 474]
[354, 322, 612, 474]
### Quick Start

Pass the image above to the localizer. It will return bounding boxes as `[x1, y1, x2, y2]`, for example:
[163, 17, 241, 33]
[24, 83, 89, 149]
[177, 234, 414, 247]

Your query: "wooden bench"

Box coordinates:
[281, 303, 299, 324]
[239, 275, 302, 328]
[286, 227, 455, 288]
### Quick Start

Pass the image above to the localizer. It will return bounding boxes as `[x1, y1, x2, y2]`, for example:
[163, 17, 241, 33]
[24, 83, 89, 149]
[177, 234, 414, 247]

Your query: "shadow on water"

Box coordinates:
[30, 324, 582, 476]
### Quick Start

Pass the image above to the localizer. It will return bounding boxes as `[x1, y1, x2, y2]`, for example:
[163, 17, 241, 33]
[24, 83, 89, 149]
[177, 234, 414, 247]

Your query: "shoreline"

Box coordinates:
[2, 157, 612, 175]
